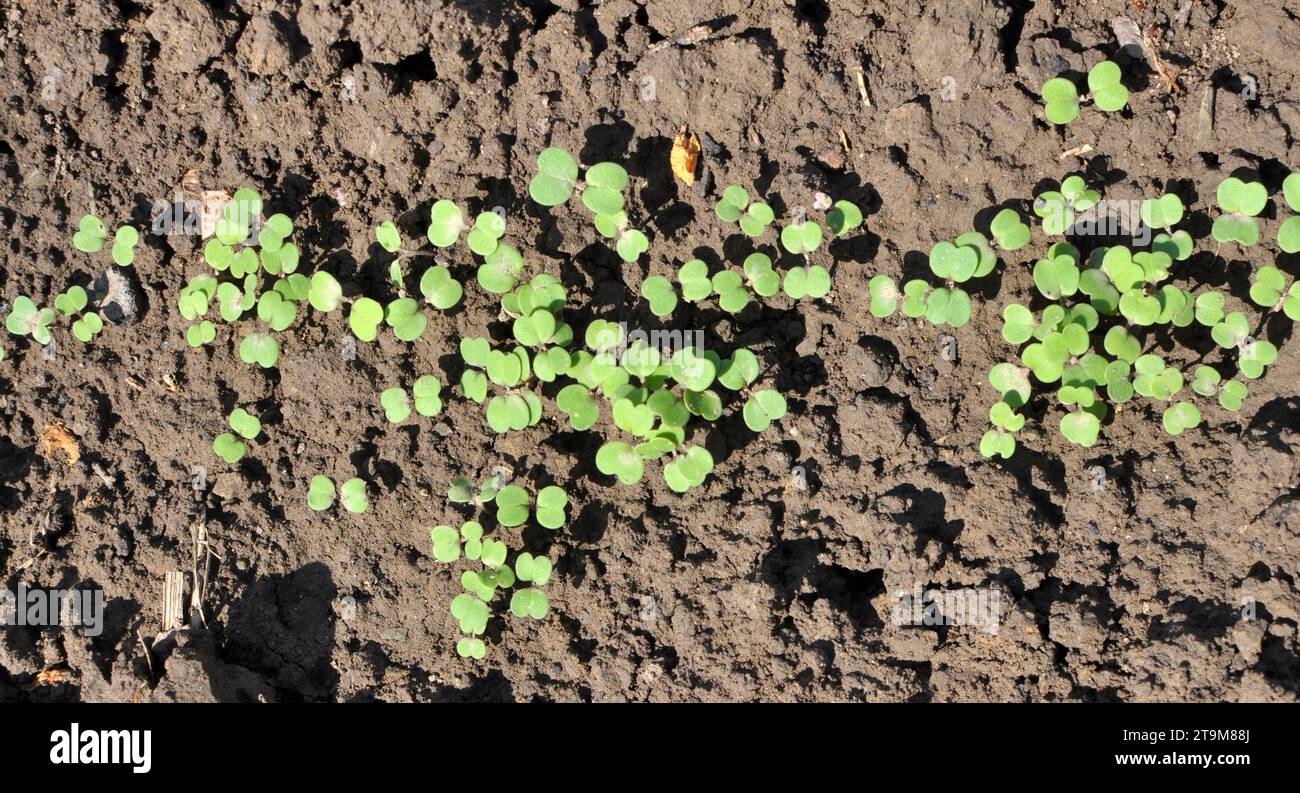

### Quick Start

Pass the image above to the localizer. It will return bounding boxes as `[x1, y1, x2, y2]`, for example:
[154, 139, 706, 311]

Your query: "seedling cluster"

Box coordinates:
[21, 141, 855, 663]
[5, 214, 141, 348]
[967, 173, 1299, 457]
[432, 482, 568, 658]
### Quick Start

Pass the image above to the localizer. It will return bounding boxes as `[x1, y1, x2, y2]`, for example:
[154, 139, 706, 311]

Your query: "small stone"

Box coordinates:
[237, 14, 292, 76]
[337, 595, 357, 622]
[211, 472, 242, 500]
[91, 268, 139, 325]
[817, 149, 845, 170]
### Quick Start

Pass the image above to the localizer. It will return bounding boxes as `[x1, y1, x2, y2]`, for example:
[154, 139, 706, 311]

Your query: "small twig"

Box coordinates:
[89, 461, 115, 488]
[855, 69, 872, 108]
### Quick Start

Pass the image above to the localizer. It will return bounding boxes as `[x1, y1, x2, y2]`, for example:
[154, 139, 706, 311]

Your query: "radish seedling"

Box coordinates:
[380, 376, 443, 423]
[5, 297, 55, 345]
[1212, 177, 1267, 246]
[715, 185, 775, 237]
[212, 433, 246, 464]
[307, 476, 336, 511]
[1040, 61, 1127, 124]
[1034, 176, 1100, 235]
[340, 478, 369, 513]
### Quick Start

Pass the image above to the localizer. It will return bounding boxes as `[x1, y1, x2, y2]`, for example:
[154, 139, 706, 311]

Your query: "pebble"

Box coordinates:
[91, 268, 139, 324]
[337, 595, 357, 622]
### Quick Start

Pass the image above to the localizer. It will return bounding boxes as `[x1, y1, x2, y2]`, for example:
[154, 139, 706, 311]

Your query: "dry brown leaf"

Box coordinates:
[670, 125, 700, 187]
[33, 669, 72, 687]
[179, 168, 232, 238]
[39, 420, 80, 467]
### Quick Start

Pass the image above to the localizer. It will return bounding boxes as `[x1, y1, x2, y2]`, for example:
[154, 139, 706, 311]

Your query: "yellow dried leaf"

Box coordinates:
[34, 669, 72, 687]
[670, 126, 700, 187]
[39, 420, 80, 467]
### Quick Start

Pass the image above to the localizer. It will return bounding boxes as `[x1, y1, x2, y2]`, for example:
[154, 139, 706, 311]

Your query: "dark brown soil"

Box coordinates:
[1, 0, 1299, 702]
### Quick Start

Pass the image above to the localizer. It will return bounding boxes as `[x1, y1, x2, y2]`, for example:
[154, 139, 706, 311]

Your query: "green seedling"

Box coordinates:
[582, 162, 629, 221]
[1161, 401, 1202, 436]
[1087, 60, 1129, 111]
[743, 252, 781, 297]
[663, 445, 714, 493]
[307, 476, 336, 511]
[1212, 177, 1267, 246]
[457, 637, 487, 659]
[1040, 77, 1079, 124]
[376, 221, 401, 253]
[990, 209, 1030, 250]
[1059, 410, 1101, 447]
[380, 376, 443, 423]
[715, 185, 775, 237]
[742, 389, 787, 432]
[448, 473, 508, 505]
[111, 226, 139, 266]
[71, 313, 103, 343]
[989, 362, 1033, 406]
[596, 441, 645, 484]
[466, 212, 507, 256]
[1280, 173, 1300, 253]
[384, 297, 427, 341]
[678, 259, 713, 301]
[340, 478, 369, 513]
[514, 552, 552, 585]
[980, 427, 1017, 459]
[187, 321, 216, 347]
[826, 200, 864, 236]
[5, 297, 55, 345]
[451, 593, 490, 634]
[478, 242, 525, 293]
[528, 147, 579, 206]
[868, 275, 900, 318]
[212, 432, 246, 464]
[257, 291, 297, 331]
[1041, 61, 1127, 123]
[431, 521, 494, 563]
[73, 215, 109, 252]
[427, 200, 466, 247]
[535, 485, 568, 529]
[780, 218, 823, 256]
[712, 270, 752, 312]
[54, 286, 88, 317]
[1034, 176, 1100, 235]
[308, 271, 343, 312]
[1238, 337, 1278, 380]
[495, 484, 531, 527]
[1249, 266, 1300, 319]
[229, 408, 261, 439]
[178, 276, 216, 320]
[349, 297, 383, 341]
[556, 384, 599, 430]
[419, 265, 463, 309]
[1191, 366, 1249, 411]
[641, 276, 678, 318]
[1140, 193, 1185, 231]
[239, 333, 279, 368]
[509, 588, 549, 620]
[273, 274, 309, 303]
[459, 337, 491, 403]
[485, 390, 543, 433]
